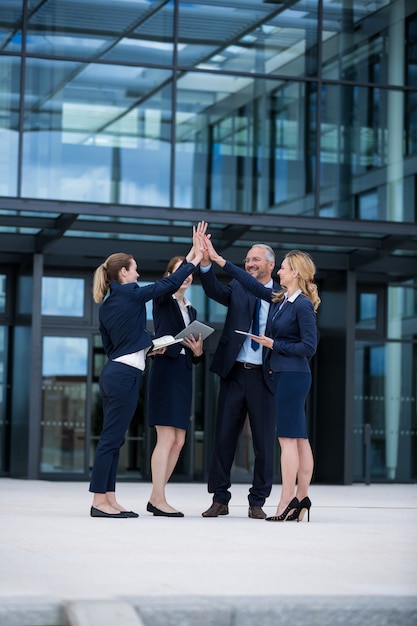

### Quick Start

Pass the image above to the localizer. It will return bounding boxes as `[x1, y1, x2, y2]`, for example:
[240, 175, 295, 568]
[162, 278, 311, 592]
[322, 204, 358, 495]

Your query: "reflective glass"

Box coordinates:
[175, 73, 311, 214]
[42, 277, 85, 317]
[322, 0, 398, 84]
[21, 59, 172, 206]
[356, 293, 377, 331]
[41, 336, 88, 473]
[178, 0, 319, 77]
[353, 340, 417, 481]
[320, 84, 416, 222]
[407, 12, 417, 87]
[406, 92, 417, 156]
[0, 55, 20, 196]
[0, 275, 5, 313]
[0, 0, 23, 51]
[0, 326, 7, 473]
[387, 285, 417, 341]
[25, 0, 169, 62]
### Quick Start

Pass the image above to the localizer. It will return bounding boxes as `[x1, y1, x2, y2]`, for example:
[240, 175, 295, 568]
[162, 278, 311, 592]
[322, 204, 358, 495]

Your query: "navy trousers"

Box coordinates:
[208, 365, 275, 506]
[89, 360, 142, 494]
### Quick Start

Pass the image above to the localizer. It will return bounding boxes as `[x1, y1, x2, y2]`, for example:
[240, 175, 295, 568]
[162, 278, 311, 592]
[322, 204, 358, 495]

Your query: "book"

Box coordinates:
[175, 320, 215, 342]
[149, 335, 184, 352]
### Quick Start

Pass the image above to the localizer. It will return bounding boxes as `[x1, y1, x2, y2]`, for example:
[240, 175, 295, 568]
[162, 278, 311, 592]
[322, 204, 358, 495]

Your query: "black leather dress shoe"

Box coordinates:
[90, 506, 130, 518]
[150, 504, 184, 517]
[202, 502, 229, 517]
[248, 505, 267, 519]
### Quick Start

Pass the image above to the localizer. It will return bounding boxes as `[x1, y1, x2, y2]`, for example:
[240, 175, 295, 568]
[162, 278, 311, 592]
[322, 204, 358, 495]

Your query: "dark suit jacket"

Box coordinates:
[152, 292, 203, 368]
[199, 264, 280, 393]
[222, 261, 318, 373]
[99, 262, 197, 360]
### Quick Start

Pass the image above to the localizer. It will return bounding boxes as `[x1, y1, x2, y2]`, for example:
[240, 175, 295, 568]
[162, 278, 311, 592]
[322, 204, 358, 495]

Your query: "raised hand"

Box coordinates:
[186, 221, 208, 265]
[202, 234, 226, 268]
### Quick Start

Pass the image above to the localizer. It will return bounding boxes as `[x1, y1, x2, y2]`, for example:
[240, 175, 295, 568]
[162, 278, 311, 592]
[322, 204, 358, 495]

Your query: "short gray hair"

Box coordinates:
[248, 244, 275, 264]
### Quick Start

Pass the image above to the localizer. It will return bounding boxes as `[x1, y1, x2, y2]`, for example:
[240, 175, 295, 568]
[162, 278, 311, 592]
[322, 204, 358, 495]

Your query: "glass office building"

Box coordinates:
[0, 0, 416, 485]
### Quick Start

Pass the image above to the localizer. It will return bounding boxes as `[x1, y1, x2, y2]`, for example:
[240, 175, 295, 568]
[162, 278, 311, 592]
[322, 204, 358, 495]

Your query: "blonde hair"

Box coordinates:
[272, 250, 321, 312]
[92, 253, 134, 303]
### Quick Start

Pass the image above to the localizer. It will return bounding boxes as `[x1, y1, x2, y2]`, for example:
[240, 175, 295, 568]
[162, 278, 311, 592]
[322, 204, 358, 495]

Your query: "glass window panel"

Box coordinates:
[406, 92, 417, 156]
[0, 55, 20, 196]
[387, 285, 417, 341]
[102, 1, 173, 65]
[0, 1, 23, 51]
[356, 292, 377, 330]
[25, 0, 168, 60]
[42, 277, 85, 317]
[0, 275, 5, 313]
[320, 84, 414, 222]
[0, 326, 8, 473]
[354, 340, 417, 482]
[357, 190, 378, 220]
[175, 73, 312, 214]
[21, 59, 172, 206]
[17, 275, 33, 315]
[407, 13, 417, 87]
[178, 0, 319, 77]
[322, 0, 397, 84]
[41, 336, 88, 474]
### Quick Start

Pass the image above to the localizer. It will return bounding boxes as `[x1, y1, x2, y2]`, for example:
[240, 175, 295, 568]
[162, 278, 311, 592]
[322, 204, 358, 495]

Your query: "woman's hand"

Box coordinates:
[186, 221, 208, 265]
[250, 334, 274, 350]
[182, 333, 203, 357]
[202, 235, 226, 267]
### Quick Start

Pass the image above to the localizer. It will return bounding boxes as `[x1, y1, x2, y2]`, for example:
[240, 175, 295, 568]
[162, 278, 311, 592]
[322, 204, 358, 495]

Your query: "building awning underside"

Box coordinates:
[0, 197, 416, 281]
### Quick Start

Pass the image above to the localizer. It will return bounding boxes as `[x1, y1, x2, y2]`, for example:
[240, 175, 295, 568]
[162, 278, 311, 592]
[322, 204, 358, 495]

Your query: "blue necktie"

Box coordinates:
[251, 298, 261, 351]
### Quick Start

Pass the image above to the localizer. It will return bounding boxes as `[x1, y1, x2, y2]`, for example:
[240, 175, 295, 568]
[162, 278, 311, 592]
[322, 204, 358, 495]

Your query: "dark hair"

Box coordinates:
[163, 256, 185, 277]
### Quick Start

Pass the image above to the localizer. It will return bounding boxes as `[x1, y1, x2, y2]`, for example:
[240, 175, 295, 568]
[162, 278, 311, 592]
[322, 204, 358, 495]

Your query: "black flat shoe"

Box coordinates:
[151, 504, 184, 517]
[90, 506, 130, 518]
[124, 511, 139, 518]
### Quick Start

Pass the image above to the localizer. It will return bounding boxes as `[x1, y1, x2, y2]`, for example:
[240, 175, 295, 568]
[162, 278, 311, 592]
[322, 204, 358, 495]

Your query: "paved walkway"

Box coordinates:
[0, 479, 416, 625]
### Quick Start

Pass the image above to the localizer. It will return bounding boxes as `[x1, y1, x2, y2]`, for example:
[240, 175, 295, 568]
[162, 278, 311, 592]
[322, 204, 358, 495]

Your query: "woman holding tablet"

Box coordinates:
[146, 255, 204, 517]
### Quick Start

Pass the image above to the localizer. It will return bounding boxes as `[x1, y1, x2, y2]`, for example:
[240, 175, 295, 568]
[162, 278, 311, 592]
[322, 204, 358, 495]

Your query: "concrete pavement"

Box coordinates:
[0, 478, 416, 625]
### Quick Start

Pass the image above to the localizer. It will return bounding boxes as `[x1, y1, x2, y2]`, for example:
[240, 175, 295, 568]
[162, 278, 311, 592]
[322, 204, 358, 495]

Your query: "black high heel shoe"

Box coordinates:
[297, 496, 311, 522]
[265, 497, 299, 522]
[286, 496, 311, 522]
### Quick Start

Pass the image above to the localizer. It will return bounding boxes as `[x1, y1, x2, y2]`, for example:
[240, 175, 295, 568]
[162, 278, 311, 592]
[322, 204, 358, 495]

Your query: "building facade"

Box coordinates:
[0, 0, 416, 485]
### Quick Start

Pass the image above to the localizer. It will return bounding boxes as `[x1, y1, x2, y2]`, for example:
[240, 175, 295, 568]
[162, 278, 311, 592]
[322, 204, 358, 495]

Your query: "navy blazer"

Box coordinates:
[199, 264, 280, 393]
[222, 261, 318, 373]
[152, 292, 203, 368]
[99, 262, 197, 360]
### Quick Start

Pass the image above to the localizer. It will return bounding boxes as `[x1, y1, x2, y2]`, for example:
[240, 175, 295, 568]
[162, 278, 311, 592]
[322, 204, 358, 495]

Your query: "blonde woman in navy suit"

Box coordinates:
[203, 237, 320, 523]
[89, 229, 204, 518]
[146, 256, 204, 517]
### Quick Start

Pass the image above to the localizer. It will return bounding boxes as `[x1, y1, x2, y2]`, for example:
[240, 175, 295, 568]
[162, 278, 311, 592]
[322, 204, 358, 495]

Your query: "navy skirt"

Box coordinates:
[147, 354, 192, 430]
[273, 371, 311, 438]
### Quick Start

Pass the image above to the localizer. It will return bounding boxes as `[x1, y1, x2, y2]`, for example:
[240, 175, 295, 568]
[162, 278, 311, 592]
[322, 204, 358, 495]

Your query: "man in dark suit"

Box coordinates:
[200, 244, 279, 518]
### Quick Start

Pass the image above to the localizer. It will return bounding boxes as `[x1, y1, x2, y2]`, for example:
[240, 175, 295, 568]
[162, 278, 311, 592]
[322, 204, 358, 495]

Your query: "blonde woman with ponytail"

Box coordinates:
[89, 224, 205, 518]
[203, 237, 320, 524]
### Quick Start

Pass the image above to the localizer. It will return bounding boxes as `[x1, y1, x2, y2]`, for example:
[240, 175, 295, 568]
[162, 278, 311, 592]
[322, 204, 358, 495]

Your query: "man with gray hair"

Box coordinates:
[199, 244, 279, 518]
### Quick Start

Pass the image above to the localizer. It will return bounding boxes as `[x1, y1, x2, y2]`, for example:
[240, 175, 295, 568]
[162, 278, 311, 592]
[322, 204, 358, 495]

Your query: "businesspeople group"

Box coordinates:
[202, 236, 320, 522]
[89, 227, 205, 518]
[90, 221, 320, 522]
